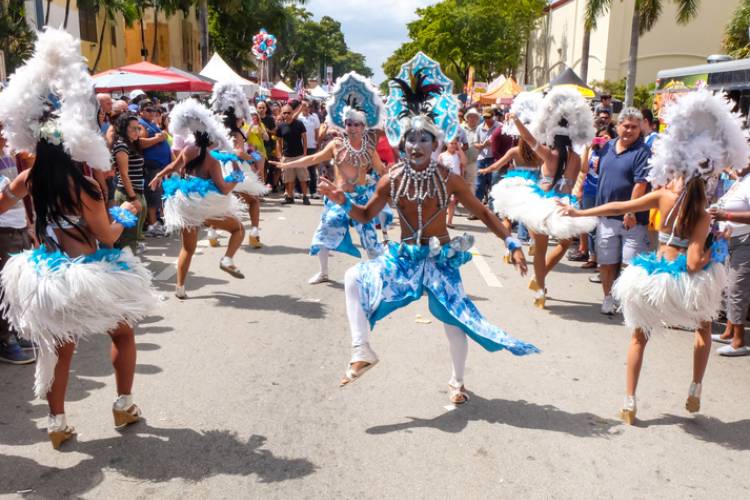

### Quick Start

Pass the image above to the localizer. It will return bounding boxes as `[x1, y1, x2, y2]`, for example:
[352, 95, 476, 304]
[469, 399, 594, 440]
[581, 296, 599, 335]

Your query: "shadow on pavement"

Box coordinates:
[189, 291, 327, 319]
[634, 414, 750, 450]
[0, 425, 316, 496]
[366, 393, 621, 438]
[544, 297, 621, 325]
[251, 244, 309, 256]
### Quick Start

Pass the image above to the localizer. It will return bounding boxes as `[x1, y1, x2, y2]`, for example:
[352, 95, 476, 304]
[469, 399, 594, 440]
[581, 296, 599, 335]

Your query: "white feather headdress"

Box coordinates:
[531, 87, 594, 146]
[168, 99, 233, 152]
[0, 28, 110, 170]
[210, 81, 253, 124]
[647, 90, 749, 187]
[504, 92, 543, 137]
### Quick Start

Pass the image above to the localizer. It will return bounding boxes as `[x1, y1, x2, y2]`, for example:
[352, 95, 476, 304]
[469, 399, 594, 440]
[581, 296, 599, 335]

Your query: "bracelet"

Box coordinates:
[224, 170, 245, 184]
[725, 212, 733, 222]
[504, 236, 522, 252]
[341, 196, 353, 214]
[2, 183, 19, 202]
[109, 207, 138, 228]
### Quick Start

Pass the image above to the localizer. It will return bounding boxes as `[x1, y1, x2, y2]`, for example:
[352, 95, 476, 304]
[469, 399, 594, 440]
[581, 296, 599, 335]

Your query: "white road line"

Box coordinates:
[470, 246, 503, 288]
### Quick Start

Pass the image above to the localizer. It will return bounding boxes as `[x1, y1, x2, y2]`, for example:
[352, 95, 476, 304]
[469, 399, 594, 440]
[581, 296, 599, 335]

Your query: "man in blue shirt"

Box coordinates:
[138, 99, 173, 237]
[595, 108, 652, 315]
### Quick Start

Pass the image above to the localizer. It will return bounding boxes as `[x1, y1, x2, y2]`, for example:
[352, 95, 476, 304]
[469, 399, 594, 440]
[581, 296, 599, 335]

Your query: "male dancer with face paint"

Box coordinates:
[317, 53, 539, 405]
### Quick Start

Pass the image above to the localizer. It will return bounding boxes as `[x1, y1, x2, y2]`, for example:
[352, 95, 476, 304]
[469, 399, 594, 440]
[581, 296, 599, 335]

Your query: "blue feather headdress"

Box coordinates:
[326, 72, 385, 130]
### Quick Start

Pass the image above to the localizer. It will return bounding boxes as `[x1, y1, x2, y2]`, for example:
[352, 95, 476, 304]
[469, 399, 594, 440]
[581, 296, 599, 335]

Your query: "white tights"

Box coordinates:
[318, 248, 329, 275]
[344, 265, 468, 386]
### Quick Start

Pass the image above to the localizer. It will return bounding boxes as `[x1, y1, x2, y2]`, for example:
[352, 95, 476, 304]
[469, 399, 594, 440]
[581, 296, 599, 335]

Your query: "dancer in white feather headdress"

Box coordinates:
[270, 71, 393, 285]
[491, 87, 595, 308]
[559, 89, 748, 424]
[150, 98, 247, 299]
[0, 28, 156, 449]
[211, 81, 269, 249]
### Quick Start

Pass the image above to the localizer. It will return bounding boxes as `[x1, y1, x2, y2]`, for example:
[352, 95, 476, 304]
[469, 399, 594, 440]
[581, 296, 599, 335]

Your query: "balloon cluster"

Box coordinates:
[252, 29, 277, 61]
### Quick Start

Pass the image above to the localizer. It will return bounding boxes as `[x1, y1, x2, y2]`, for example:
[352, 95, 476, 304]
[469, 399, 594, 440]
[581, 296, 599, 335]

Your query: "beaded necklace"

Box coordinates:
[390, 159, 449, 243]
[337, 133, 372, 186]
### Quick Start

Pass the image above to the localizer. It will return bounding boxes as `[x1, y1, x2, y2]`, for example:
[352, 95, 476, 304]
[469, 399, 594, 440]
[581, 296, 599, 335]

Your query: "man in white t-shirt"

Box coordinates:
[299, 99, 321, 196]
[0, 128, 35, 365]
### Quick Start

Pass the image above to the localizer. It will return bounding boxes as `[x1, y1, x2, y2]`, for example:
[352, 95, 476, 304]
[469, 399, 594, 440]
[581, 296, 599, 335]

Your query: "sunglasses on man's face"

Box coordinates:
[143, 108, 156, 113]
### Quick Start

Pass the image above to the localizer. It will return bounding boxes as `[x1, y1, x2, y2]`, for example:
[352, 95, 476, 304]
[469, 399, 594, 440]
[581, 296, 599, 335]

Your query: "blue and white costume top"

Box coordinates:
[491, 169, 597, 240]
[310, 135, 392, 259]
[1, 215, 156, 397]
[162, 173, 245, 233]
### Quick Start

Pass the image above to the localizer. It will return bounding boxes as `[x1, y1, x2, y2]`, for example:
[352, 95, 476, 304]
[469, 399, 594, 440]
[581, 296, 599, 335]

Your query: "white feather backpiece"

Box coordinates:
[531, 87, 594, 146]
[504, 92, 543, 137]
[169, 98, 233, 152]
[647, 90, 750, 187]
[0, 28, 110, 170]
[211, 81, 253, 123]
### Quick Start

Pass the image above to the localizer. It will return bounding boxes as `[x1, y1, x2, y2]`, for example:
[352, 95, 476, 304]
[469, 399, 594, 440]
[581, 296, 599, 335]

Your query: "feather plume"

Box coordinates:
[210, 81, 253, 123]
[169, 98, 233, 152]
[531, 87, 594, 146]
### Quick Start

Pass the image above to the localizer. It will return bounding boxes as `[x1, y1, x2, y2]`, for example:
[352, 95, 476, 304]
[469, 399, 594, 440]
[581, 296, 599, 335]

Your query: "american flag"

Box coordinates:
[295, 78, 305, 98]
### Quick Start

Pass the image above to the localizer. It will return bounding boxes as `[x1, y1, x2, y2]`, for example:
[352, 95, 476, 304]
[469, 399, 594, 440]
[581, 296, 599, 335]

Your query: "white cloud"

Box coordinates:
[304, 0, 437, 84]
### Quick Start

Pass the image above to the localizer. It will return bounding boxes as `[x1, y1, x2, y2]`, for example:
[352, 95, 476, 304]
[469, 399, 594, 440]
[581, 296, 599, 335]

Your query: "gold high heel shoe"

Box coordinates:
[685, 382, 701, 413]
[113, 394, 142, 429]
[528, 277, 541, 291]
[619, 396, 637, 425]
[248, 235, 263, 249]
[48, 414, 75, 450]
[533, 289, 546, 309]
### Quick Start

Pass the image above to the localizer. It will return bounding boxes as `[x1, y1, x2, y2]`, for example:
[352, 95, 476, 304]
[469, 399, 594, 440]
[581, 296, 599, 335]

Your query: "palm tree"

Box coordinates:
[722, 0, 750, 59]
[580, 28, 591, 83]
[585, 0, 700, 106]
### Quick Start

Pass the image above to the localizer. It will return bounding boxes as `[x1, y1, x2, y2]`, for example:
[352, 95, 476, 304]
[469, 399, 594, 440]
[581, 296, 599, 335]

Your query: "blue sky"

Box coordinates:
[305, 0, 437, 84]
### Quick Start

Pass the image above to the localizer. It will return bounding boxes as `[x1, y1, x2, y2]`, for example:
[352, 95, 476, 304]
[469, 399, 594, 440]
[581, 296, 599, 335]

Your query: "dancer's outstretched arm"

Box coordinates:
[0, 168, 29, 214]
[451, 174, 528, 275]
[269, 141, 335, 169]
[317, 176, 390, 223]
[559, 190, 661, 218]
[479, 146, 519, 175]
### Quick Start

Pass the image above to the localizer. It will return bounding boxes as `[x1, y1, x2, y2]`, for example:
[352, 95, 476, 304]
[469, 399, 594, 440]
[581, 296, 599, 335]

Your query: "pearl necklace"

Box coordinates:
[338, 134, 372, 186]
[390, 159, 449, 243]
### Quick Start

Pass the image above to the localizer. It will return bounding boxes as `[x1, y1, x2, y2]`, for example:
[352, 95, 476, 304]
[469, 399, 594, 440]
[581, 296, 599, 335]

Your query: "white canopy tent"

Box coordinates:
[308, 85, 328, 100]
[200, 53, 259, 98]
[273, 80, 294, 93]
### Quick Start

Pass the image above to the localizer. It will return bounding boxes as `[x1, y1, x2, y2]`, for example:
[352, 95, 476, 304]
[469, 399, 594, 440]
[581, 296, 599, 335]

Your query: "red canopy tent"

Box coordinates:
[93, 62, 213, 93]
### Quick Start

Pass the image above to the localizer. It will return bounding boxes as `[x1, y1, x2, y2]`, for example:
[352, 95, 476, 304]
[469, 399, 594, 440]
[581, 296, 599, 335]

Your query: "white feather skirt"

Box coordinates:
[220, 160, 270, 197]
[0, 246, 156, 397]
[612, 253, 728, 337]
[162, 175, 246, 233]
[491, 174, 597, 239]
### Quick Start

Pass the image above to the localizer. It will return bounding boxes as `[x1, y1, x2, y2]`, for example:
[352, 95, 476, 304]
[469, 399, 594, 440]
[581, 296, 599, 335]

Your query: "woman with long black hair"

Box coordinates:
[560, 90, 747, 423]
[112, 114, 146, 251]
[149, 99, 246, 299]
[0, 28, 155, 449]
[492, 87, 596, 308]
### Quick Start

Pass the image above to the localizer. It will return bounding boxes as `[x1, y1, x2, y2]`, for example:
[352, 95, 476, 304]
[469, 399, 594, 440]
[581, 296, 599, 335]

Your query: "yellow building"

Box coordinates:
[523, 0, 741, 87]
[23, 0, 201, 73]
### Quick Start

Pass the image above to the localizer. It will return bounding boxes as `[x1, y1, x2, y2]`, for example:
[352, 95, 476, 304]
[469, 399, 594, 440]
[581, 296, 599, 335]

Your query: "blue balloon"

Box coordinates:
[260, 42, 266, 50]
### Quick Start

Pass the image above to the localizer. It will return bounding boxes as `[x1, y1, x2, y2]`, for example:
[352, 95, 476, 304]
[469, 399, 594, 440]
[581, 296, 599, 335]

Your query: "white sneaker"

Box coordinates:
[308, 272, 329, 284]
[152, 222, 166, 236]
[601, 294, 616, 315]
[136, 242, 146, 255]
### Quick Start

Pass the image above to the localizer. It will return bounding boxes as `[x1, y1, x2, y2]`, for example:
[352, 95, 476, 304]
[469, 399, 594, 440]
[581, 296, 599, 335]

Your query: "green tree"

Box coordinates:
[0, 0, 35, 75]
[590, 78, 656, 109]
[723, 0, 750, 59]
[585, 0, 699, 107]
[382, 0, 545, 89]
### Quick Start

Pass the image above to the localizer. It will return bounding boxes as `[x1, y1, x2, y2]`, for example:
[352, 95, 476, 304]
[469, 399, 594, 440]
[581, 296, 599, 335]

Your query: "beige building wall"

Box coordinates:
[524, 0, 740, 87]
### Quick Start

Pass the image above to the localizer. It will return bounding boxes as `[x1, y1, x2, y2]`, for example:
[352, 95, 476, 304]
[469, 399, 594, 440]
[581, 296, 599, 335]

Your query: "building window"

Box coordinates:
[79, 7, 98, 43]
[111, 24, 117, 46]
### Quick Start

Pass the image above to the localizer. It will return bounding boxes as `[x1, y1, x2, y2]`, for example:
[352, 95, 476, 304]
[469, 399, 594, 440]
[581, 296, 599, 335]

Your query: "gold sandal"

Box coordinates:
[48, 414, 76, 450]
[113, 395, 142, 429]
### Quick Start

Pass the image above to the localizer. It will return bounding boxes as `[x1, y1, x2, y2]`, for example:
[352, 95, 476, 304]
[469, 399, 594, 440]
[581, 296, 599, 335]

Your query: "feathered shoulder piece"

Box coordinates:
[210, 81, 253, 124]
[385, 52, 459, 146]
[0, 28, 110, 170]
[325, 72, 384, 129]
[648, 90, 750, 186]
[169, 99, 232, 152]
[504, 92, 543, 137]
[531, 87, 594, 147]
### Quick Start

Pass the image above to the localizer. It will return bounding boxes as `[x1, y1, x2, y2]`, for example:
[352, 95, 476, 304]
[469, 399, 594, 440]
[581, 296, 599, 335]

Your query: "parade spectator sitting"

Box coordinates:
[595, 108, 652, 315]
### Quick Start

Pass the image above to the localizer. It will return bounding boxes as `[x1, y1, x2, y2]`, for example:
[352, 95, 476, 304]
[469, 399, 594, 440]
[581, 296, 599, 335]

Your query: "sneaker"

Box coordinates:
[717, 345, 750, 357]
[0, 338, 36, 364]
[601, 294, 616, 315]
[282, 196, 294, 205]
[136, 242, 146, 255]
[15, 334, 34, 350]
[308, 272, 329, 284]
[302, 196, 311, 205]
[589, 274, 602, 283]
[144, 225, 160, 238]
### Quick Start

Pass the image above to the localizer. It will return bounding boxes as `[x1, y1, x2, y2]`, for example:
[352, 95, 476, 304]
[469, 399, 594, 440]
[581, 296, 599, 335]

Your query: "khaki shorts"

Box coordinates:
[281, 156, 310, 183]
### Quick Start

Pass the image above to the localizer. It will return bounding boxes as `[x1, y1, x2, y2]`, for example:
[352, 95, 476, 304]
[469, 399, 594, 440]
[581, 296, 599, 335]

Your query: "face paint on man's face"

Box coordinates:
[404, 129, 435, 168]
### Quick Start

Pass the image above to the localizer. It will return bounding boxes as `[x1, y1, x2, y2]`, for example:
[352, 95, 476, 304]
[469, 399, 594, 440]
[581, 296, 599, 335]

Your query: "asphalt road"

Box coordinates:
[1, 194, 749, 499]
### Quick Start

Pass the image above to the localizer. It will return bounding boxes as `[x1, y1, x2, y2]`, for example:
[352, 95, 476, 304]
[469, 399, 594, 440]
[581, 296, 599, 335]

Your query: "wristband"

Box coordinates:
[109, 207, 138, 228]
[504, 236, 522, 252]
[341, 196, 353, 214]
[725, 212, 733, 222]
[224, 170, 245, 184]
[2, 183, 19, 202]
